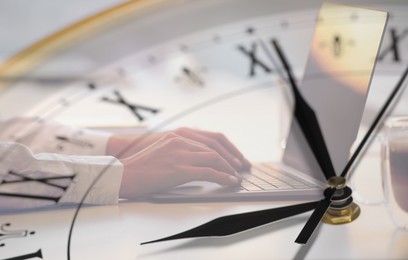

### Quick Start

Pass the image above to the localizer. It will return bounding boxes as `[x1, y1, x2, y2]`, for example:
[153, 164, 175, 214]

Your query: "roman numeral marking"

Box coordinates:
[333, 35, 341, 57]
[238, 43, 273, 77]
[55, 135, 94, 150]
[181, 67, 205, 87]
[378, 28, 408, 62]
[0, 171, 75, 202]
[102, 90, 159, 122]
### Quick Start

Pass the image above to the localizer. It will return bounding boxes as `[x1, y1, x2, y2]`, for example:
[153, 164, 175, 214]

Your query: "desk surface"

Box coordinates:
[1, 150, 407, 260]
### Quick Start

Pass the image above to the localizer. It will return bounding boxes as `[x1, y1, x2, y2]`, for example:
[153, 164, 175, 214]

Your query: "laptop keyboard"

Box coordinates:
[240, 163, 318, 191]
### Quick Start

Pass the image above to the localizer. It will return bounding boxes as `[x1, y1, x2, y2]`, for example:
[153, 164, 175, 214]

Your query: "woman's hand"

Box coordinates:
[118, 133, 242, 199]
[107, 127, 251, 171]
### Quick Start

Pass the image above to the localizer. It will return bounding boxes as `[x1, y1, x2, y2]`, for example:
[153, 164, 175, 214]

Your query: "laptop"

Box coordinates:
[150, 3, 388, 202]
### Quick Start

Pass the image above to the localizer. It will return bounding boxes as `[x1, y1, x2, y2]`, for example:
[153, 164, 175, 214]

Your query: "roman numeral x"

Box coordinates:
[378, 28, 408, 62]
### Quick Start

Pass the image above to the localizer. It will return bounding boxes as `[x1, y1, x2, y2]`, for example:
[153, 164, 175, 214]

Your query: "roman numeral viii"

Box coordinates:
[0, 171, 75, 203]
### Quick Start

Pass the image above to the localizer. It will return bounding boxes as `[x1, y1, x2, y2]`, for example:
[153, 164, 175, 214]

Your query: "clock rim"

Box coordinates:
[1, 0, 402, 93]
[0, 0, 175, 92]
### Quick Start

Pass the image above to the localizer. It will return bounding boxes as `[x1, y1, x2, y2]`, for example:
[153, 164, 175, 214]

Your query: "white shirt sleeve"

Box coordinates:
[0, 118, 123, 210]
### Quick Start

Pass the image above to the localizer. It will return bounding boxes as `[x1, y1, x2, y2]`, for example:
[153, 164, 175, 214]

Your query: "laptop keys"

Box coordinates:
[239, 163, 317, 191]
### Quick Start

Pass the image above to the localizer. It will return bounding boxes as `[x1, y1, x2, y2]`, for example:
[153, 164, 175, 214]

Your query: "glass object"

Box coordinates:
[382, 116, 408, 230]
[349, 133, 384, 205]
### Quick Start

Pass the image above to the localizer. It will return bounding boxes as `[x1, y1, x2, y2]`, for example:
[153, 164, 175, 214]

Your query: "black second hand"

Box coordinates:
[341, 65, 408, 178]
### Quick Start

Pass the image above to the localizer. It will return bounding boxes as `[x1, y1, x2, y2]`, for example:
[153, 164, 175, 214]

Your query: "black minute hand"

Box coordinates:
[270, 39, 340, 245]
[271, 39, 336, 180]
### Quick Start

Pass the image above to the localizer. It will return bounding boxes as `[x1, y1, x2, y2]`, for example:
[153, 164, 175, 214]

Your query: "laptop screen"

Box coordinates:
[282, 2, 388, 183]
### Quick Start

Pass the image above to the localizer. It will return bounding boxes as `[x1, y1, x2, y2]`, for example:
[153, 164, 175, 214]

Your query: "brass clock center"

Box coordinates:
[323, 177, 361, 225]
[327, 176, 346, 189]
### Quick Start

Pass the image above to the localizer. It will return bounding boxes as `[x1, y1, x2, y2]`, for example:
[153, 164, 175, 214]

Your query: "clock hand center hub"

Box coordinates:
[323, 177, 361, 225]
[327, 176, 346, 189]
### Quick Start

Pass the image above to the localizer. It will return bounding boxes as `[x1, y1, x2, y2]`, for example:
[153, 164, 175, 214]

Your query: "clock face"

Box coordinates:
[0, 0, 407, 259]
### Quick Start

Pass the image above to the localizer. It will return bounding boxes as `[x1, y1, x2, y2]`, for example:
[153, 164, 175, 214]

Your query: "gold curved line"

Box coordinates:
[0, 0, 176, 92]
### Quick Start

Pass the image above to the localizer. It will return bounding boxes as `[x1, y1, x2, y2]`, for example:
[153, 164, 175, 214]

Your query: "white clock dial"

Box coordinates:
[0, 1, 407, 259]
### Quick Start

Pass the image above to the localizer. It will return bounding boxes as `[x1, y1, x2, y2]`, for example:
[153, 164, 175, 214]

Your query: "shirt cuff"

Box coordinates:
[0, 142, 123, 210]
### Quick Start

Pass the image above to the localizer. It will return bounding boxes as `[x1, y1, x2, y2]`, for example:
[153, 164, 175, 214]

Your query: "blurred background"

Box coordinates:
[0, 0, 125, 63]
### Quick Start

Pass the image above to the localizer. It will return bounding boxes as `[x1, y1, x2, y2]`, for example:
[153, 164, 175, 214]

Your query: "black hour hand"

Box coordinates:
[141, 201, 319, 245]
[271, 39, 336, 181]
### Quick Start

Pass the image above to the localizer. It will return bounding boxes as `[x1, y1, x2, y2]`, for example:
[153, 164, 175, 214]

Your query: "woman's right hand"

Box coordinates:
[118, 133, 242, 199]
